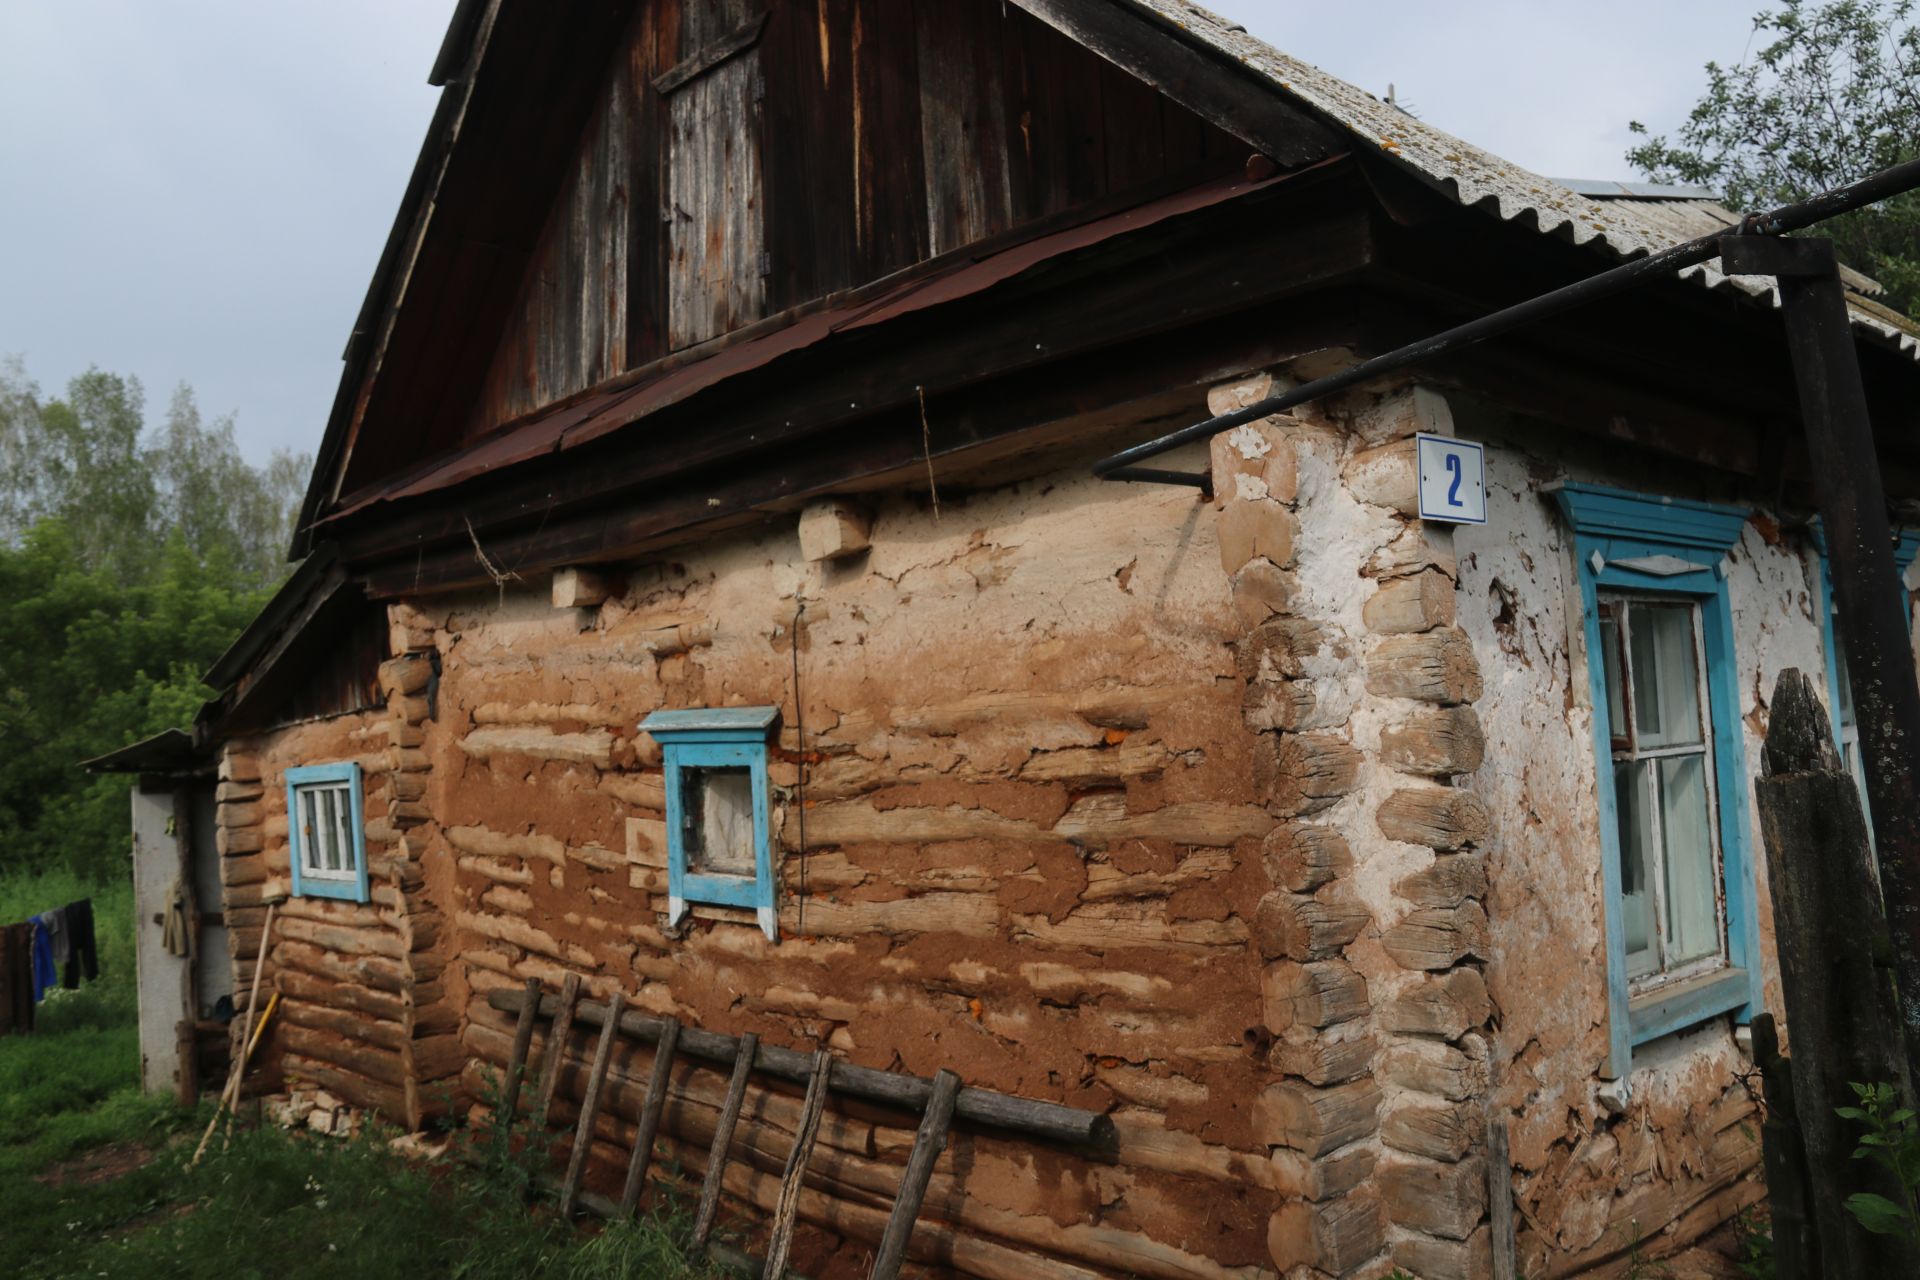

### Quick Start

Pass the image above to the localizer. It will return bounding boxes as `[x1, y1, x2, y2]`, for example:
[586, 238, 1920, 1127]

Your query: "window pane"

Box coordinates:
[1659, 755, 1720, 967]
[1614, 760, 1657, 980]
[329, 786, 351, 872]
[685, 767, 756, 876]
[300, 789, 320, 875]
[1599, 608, 1629, 746]
[1631, 603, 1704, 749]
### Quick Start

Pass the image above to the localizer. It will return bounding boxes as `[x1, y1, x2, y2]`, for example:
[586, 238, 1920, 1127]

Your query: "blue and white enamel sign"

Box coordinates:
[1415, 433, 1487, 525]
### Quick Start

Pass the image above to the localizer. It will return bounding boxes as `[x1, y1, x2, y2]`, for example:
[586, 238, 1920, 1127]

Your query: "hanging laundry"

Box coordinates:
[61, 899, 99, 988]
[2, 922, 37, 1033]
[44, 904, 70, 975]
[161, 881, 194, 960]
[28, 916, 56, 1003]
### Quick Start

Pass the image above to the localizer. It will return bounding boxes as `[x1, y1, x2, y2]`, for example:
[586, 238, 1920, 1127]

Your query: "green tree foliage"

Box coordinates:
[0, 357, 308, 587]
[0, 358, 306, 881]
[1627, 0, 1920, 316]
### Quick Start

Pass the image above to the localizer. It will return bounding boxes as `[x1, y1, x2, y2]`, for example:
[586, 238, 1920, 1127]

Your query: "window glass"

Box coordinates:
[1630, 602, 1702, 749]
[1659, 755, 1719, 966]
[296, 781, 356, 880]
[1597, 595, 1726, 989]
[1599, 607, 1629, 747]
[1614, 760, 1657, 980]
[683, 767, 756, 877]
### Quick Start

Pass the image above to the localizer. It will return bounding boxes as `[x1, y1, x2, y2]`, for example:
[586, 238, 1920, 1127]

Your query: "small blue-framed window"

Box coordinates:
[640, 707, 780, 943]
[1808, 524, 1920, 810]
[286, 762, 369, 903]
[1551, 483, 1761, 1077]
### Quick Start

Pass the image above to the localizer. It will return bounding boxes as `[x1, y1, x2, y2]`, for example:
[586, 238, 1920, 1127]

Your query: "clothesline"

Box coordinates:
[1, 898, 99, 1036]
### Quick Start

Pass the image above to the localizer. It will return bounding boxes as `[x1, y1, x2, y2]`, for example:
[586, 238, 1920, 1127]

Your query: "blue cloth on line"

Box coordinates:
[28, 916, 56, 1002]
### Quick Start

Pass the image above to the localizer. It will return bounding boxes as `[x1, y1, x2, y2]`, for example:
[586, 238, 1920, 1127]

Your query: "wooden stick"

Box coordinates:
[531, 972, 582, 1129]
[692, 1031, 759, 1245]
[191, 899, 277, 1167]
[486, 989, 1114, 1150]
[765, 1050, 834, 1279]
[869, 1067, 960, 1280]
[560, 991, 625, 1216]
[499, 976, 543, 1125]
[619, 1015, 680, 1216]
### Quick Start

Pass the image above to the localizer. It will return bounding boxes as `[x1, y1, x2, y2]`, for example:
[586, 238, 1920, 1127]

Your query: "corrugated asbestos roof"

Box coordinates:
[1119, 0, 1920, 358]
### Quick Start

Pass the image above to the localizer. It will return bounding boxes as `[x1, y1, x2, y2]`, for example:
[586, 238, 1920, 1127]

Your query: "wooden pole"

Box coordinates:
[486, 989, 1114, 1149]
[531, 972, 581, 1129]
[693, 1031, 759, 1245]
[765, 1050, 835, 1279]
[619, 1016, 681, 1216]
[500, 976, 542, 1125]
[1487, 1114, 1517, 1280]
[560, 991, 625, 1217]
[191, 898, 278, 1166]
[1724, 233, 1920, 1088]
[869, 1067, 960, 1280]
[1752, 669, 1919, 1275]
[1753, 1013, 1818, 1279]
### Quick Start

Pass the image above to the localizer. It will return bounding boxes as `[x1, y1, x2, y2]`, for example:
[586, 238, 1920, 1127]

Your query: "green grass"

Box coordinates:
[1, 872, 724, 1279]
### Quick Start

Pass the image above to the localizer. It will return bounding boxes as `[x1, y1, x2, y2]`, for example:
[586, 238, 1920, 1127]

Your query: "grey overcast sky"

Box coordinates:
[0, 1, 1763, 465]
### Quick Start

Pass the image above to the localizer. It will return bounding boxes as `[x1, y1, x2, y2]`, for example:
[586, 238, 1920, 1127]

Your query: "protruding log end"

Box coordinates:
[1763, 668, 1841, 778]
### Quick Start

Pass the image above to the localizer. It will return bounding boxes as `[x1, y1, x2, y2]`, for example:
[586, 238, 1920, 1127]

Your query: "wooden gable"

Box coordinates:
[348, 0, 1249, 480]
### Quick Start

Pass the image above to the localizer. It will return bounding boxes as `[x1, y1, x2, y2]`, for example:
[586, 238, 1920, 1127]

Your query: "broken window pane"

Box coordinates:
[683, 767, 756, 877]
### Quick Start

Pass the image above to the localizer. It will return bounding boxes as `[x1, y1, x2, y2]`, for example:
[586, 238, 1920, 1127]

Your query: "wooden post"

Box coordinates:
[869, 1068, 960, 1280]
[1753, 1013, 1818, 1279]
[765, 1050, 835, 1279]
[1725, 234, 1920, 1089]
[500, 977, 543, 1125]
[560, 991, 625, 1216]
[1487, 1113, 1517, 1280]
[693, 1031, 759, 1245]
[1753, 669, 1920, 1275]
[619, 1016, 681, 1216]
[531, 972, 582, 1130]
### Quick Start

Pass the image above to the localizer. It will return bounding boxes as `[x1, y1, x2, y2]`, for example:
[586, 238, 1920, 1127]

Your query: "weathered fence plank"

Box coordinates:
[1754, 669, 1919, 1276]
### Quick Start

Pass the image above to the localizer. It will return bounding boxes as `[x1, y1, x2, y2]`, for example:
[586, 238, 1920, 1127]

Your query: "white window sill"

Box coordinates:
[1628, 966, 1749, 1046]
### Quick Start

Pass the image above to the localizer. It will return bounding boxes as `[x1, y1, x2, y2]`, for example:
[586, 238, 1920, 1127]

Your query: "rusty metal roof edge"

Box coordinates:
[314, 164, 1316, 525]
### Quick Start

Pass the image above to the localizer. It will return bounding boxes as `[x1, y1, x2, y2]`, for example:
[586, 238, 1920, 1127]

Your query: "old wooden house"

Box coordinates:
[96, 1, 1920, 1276]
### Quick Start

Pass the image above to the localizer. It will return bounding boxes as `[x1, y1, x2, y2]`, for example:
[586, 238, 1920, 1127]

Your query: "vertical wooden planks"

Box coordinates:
[850, 0, 928, 279]
[560, 991, 626, 1217]
[764, 1049, 836, 1279]
[868, 1068, 961, 1280]
[913, 0, 1012, 258]
[619, 1015, 682, 1215]
[500, 977, 543, 1125]
[665, 0, 767, 350]
[531, 972, 582, 1129]
[1099, 60, 1167, 194]
[626, 0, 678, 370]
[762, 0, 858, 313]
[691, 1031, 759, 1245]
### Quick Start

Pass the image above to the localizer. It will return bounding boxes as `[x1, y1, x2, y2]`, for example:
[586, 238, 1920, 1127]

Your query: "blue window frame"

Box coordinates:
[286, 762, 369, 903]
[1808, 525, 1920, 807]
[640, 707, 780, 942]
[1551, 484, 1761, 1077]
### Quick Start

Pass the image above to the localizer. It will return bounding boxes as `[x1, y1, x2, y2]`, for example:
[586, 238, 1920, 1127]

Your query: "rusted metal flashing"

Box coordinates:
[316, 164, 1320, 524]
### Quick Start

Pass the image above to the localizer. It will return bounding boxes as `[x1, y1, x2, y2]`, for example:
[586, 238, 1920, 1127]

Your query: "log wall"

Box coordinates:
[222, 367, 1903, 1275]
[216, 641, 461, 1130]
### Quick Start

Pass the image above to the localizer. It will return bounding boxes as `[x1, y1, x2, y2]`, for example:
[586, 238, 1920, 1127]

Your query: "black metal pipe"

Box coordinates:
[1092, 156, 1920, 482]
